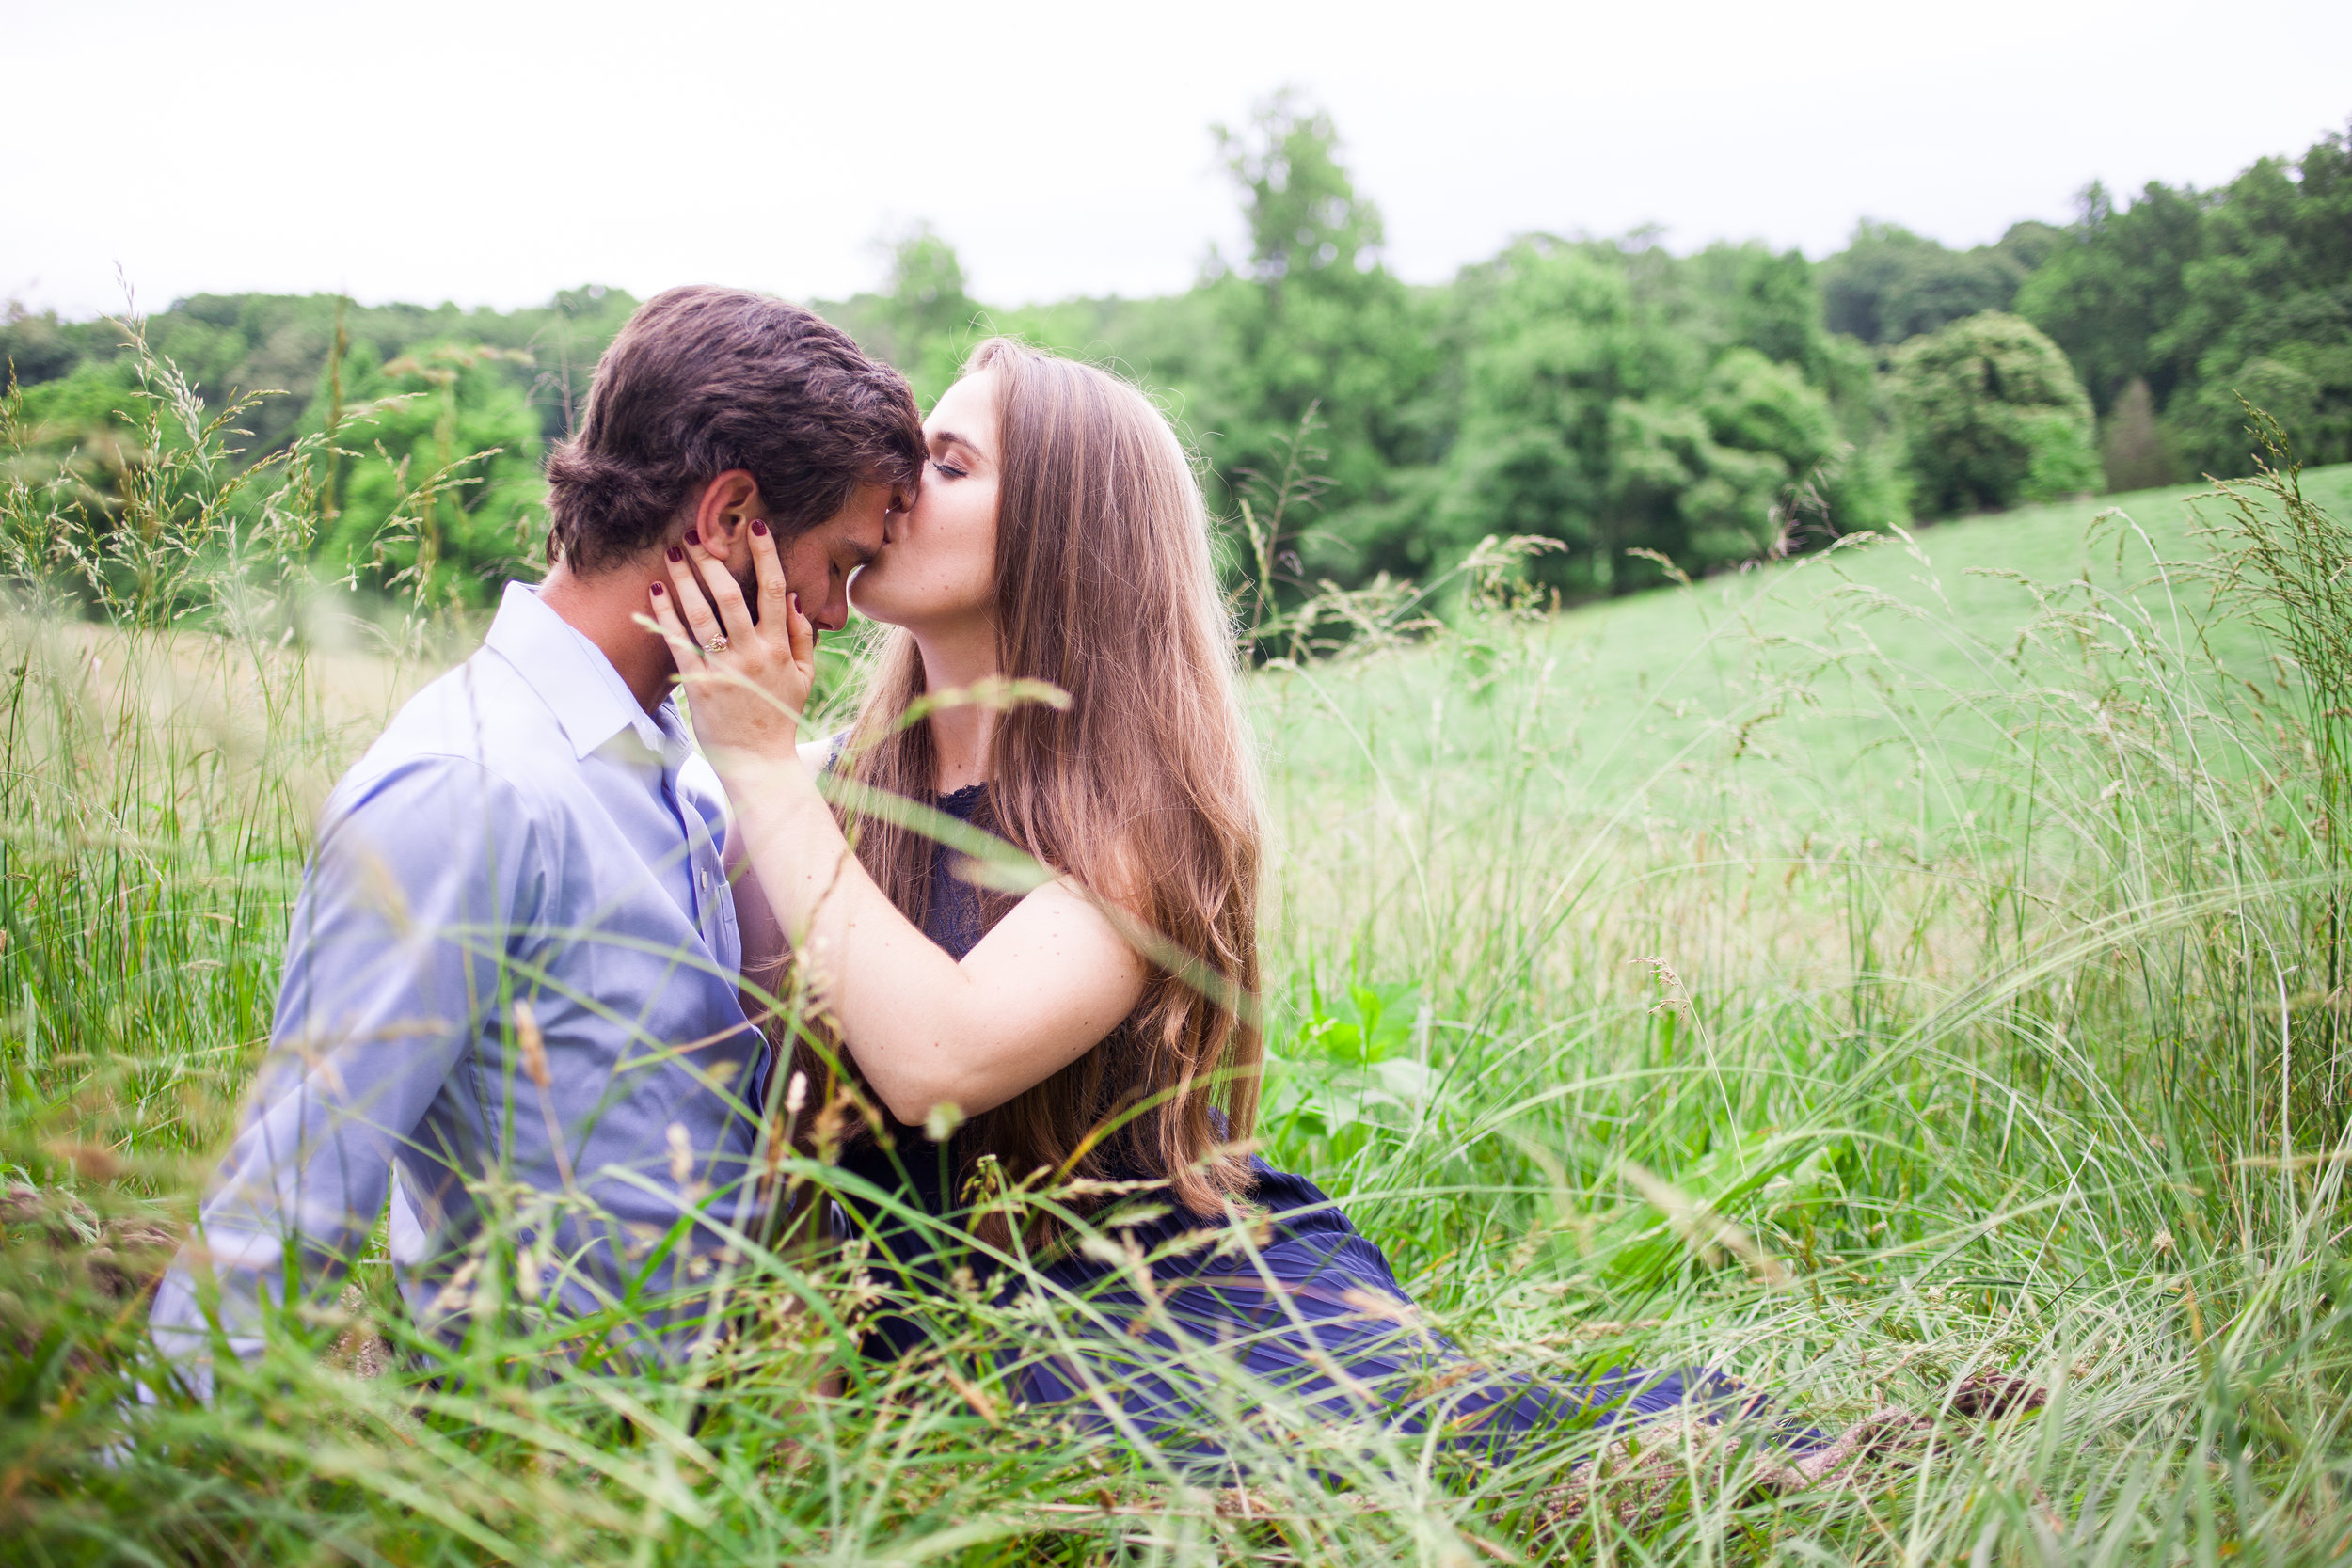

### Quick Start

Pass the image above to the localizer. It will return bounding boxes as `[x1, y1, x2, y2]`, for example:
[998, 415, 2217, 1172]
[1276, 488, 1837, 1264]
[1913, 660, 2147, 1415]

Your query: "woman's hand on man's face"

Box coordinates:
[645, 521, 816, 769]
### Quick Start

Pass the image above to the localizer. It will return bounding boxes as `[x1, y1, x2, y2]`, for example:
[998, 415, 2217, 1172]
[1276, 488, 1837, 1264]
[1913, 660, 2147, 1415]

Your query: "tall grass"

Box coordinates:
[6, 328, 2352, 1564]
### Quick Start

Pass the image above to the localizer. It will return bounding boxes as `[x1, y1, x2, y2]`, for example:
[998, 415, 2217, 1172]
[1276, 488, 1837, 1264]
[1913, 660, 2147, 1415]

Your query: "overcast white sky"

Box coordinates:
[8, 0, 2348, 320]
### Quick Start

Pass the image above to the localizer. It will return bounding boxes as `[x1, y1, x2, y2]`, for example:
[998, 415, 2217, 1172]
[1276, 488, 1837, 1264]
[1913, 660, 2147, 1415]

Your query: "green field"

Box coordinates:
[8, 391, 2352, 1562]
[1278, 467, 2352, 812]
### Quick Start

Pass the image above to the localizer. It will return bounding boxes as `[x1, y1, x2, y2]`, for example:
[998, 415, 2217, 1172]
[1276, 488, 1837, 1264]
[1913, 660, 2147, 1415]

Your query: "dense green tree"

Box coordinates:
[2013, 182, 2207, 417]
[3, 289, 633, 604]
[306, 339, 547, 605]
[0, 304, 113, 387]
[1608, 353, 1834, 573]
[8, 288, 638, 451]
[848, 228, 985, 409]
[2100, 376, 2176, 492]
[1685, 242, 1836, 382]
[1890, 312, 2100, 515]
[1434, 241, 1677, 592]
[12, 356, 147, 484]
[1819, 222, 2047, 346]
[2172, 133, 2352, 472]
[1200, 92, 1442, 578]
[1434, 240, 1867, 591]
[524, 286, 645, 440]
[2020, 124, 2351, 476]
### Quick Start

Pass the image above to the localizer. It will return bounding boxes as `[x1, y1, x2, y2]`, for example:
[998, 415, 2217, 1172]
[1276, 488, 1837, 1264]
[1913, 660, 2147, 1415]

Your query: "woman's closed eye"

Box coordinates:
[930, 457, 967, 480]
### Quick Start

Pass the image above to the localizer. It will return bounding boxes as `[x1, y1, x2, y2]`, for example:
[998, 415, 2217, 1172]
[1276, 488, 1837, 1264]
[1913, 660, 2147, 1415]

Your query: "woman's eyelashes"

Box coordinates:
[930, 455, 966, 480]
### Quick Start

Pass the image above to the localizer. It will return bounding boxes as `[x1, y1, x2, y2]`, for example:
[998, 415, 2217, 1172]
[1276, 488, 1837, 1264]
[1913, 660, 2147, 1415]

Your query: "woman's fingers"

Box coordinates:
[645, 582, 702, 672]
[659, 533, 814, 733]
[745, 517, 813, 673]
[683, 539, 757, 644]
[649, 533, 814, 762]
[748, 518, 794, 624]
[664, 548, 725, 649]
[786, 589, 814, 670]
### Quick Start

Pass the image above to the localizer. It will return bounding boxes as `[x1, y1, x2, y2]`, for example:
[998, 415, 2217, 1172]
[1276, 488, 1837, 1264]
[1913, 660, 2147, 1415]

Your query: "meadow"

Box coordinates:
[7, 343, 2352, 1566]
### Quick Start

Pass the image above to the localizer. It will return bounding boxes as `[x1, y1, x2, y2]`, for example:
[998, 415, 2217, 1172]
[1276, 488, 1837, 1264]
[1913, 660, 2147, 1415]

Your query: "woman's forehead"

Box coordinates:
[927, 371, 1000, 443]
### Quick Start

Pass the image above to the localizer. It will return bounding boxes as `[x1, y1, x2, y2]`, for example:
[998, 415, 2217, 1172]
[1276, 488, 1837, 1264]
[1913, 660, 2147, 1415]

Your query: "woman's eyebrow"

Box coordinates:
[930, 429, 983, 457]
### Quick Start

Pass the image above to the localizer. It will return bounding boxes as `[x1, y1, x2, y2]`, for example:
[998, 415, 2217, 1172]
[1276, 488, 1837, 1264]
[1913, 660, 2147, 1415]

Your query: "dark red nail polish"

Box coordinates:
[650, 582, 665, 596]
[751, 518, 770, 537]
[666, 545, 684, 562]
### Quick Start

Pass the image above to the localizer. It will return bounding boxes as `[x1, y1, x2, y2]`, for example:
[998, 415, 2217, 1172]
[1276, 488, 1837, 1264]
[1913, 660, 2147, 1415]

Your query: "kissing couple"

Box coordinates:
[151, 286, 1745, 1462]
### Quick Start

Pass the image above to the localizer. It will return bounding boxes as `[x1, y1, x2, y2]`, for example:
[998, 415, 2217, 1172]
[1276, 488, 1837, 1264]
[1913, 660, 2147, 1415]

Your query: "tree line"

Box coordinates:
[5, 100, 2346, 610]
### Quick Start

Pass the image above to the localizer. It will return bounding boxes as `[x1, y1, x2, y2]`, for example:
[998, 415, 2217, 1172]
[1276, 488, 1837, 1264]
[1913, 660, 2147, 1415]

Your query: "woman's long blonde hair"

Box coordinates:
[835, 338, 1263, 1235]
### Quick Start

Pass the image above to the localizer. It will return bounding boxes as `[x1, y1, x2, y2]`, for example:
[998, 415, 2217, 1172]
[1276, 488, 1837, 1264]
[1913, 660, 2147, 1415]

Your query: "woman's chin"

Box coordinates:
[847, 590, 913, 629]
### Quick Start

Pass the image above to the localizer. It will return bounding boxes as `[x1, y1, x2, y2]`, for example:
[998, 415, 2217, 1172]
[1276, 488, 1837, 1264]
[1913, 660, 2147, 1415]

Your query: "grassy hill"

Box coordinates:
[1255, 466, 2352, 999]
[1270, 463, 2352, 808]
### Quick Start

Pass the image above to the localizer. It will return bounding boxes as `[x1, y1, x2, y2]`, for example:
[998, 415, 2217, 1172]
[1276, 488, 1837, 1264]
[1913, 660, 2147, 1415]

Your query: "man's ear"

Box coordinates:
[684, 469, 765, 555]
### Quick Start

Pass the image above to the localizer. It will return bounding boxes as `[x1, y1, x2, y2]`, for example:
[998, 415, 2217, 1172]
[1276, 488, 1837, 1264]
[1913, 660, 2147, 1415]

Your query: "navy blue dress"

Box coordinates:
[834, 784, 1757, 1463]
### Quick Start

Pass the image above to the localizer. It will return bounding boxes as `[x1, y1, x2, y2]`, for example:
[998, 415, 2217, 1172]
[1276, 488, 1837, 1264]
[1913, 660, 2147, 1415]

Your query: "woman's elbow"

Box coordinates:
[874, 1067, 983, 1131]
[872, 1061, 1011, 1132]
[876, 1084, 939, 1129]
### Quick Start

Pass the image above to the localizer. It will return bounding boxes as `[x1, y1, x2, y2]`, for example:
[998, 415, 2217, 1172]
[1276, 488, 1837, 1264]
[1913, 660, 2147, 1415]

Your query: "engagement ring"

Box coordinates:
[703, 635, 729, 655]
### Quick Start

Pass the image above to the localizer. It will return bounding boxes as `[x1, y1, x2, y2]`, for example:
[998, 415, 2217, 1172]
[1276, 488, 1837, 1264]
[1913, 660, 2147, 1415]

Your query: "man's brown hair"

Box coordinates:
[544, 286, 924, 572]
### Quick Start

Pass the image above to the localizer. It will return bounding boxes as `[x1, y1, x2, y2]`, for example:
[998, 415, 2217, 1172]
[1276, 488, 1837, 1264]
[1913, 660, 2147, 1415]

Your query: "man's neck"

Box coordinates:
[535, 557, 675, 714]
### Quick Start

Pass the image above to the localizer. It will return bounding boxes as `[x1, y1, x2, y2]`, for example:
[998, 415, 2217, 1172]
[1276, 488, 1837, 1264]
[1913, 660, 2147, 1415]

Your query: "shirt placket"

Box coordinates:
[659, 762, 720, 948]
[664, 758, 771, 1129]
[648, 710, 766, 1135]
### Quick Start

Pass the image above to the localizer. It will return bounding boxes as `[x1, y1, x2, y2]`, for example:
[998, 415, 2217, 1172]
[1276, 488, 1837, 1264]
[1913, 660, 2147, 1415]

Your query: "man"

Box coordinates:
[150, 286, 924, 1388]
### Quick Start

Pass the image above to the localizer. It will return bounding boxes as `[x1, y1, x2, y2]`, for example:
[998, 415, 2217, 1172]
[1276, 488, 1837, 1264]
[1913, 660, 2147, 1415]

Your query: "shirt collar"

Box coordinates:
[482, 581, 687, 765]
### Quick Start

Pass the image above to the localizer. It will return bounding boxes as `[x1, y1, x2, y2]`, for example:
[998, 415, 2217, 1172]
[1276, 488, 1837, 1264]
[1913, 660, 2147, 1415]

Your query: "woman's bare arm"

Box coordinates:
[726, 741, 829, 1018]
[654, 539, 1149, 1127]
[723, 756, 1146, 1125]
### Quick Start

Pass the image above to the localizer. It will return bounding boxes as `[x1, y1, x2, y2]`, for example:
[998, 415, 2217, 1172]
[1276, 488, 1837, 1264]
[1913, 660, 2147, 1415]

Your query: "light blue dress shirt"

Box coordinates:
[151, 582, 769, 1383]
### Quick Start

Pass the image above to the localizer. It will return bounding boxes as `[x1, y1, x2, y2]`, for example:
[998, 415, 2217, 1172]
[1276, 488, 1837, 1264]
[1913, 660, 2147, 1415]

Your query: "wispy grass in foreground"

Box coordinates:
[6, 328, 2352, 1563]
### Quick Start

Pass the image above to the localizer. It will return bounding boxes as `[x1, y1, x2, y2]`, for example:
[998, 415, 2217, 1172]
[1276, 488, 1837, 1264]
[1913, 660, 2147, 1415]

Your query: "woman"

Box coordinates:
[647, 339, 1729, 1460]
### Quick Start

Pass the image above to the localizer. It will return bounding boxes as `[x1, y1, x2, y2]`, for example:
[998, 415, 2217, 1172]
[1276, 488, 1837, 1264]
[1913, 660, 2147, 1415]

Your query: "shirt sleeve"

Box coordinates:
[149, 755, 543, 1388]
